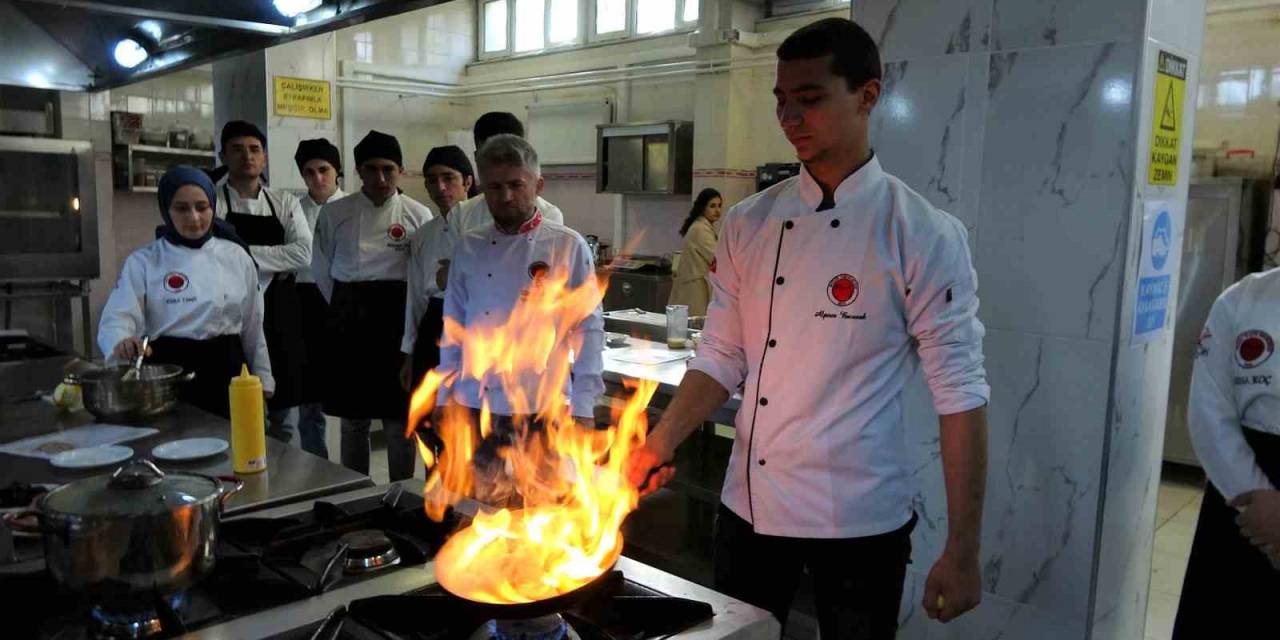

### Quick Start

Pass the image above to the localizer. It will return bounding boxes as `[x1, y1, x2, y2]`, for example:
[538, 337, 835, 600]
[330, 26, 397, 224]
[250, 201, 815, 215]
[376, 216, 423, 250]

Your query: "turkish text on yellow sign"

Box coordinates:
[1148, 51, 1186, 186]
[273, 76, 331, 120]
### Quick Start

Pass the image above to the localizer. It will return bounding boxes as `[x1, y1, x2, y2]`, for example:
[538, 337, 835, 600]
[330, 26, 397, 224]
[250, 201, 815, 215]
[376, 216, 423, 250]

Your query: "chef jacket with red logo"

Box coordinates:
[433, 212, 604, 419]
[401, 212, 465, 355]
[309, 191, 432, 301]
[97, 237, 275, 392]
[1189, 267, 1280, 501]
[688, 155, 989, 538]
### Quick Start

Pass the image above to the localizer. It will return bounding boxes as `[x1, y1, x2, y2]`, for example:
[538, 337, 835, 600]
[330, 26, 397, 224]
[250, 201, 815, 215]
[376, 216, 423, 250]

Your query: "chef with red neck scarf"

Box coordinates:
[214, 120, 310, 444]
[312, 130, 431, 481]
[98, 165, 273, 418]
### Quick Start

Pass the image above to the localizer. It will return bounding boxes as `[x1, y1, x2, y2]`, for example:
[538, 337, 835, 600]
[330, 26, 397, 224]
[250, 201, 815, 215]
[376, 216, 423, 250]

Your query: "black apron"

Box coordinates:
[296, 281, 329, 405]
[324, 279, 410, 420]
[148, 334, 247, 419]
[1173, 427, 1280, 638]
[410, 297, 445, 387]
[224, 185, 306, 411]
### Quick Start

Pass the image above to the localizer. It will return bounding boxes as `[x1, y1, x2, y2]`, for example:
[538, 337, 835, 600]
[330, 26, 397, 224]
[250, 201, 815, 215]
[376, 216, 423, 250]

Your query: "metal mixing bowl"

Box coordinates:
[65, 364, 194, 422]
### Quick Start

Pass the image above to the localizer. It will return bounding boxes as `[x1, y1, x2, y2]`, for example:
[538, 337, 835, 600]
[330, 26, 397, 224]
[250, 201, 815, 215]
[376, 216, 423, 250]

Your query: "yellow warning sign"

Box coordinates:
[1148, 51, 1186, 186]
[273, 76, 331, 120]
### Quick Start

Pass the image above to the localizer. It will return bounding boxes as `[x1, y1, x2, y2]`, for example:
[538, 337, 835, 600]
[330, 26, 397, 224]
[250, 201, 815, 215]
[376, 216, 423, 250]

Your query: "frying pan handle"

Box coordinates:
[2, 509, 48, 535]
[216, 475, 245, 508]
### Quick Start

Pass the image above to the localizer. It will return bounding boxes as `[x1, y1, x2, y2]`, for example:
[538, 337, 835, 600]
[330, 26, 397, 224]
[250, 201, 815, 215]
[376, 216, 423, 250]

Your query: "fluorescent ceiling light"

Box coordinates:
[113, 38, 148, 68]
[273, 0, 322, 17]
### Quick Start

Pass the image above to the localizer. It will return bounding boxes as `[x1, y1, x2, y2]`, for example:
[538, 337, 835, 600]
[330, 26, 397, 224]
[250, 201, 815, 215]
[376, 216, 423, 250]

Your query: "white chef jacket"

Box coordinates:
[451, 194, 565, 233]
[295, 187, 345, 284]
[97, 237, 275, 392]
[1188, 267, 1280, 501]
[689, 156, 989, 538]
[214, 178, 311, 290]
[401, 212, 465, 354]
[434, 213, 604, 418]
[310, 191, 432, 301]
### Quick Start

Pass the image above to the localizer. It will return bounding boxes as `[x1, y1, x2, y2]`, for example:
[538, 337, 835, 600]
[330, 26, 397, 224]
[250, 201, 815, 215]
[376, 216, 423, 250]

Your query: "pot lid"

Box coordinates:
[43, 459, 220, 517]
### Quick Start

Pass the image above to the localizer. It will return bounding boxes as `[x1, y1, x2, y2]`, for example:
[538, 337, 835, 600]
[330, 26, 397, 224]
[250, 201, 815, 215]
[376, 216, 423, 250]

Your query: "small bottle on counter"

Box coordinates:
[228, 365, 267, 474]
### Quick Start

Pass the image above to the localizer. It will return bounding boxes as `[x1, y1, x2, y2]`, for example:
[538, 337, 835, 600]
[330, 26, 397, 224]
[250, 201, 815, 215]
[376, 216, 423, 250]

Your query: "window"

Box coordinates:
[682, 0, 698, 22]
[596, 0, 626, 34]
[480, 0, 696, 59]
[636, 0, 675, 35]
[548, 0, 579, 45]
[514, 0, 546, 51]
[483, 0, 508, 53]
[354, 31, 373, 62]
[1216, 70, 1248, 107]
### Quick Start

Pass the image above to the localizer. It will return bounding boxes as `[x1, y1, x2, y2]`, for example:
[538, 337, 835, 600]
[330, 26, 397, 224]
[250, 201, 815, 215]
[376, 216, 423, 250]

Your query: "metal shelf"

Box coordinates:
[121, 144, 216, 158]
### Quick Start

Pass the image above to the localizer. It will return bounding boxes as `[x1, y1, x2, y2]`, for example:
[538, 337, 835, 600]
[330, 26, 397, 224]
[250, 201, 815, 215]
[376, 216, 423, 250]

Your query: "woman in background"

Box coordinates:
[668, 188, 723, 316]
[98, 166, 273, 418]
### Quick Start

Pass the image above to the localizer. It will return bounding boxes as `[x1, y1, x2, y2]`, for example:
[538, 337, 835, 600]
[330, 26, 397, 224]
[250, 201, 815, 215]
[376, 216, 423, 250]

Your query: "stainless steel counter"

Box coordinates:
[601, 336, 740, 425]
[0, 401, 373, 516]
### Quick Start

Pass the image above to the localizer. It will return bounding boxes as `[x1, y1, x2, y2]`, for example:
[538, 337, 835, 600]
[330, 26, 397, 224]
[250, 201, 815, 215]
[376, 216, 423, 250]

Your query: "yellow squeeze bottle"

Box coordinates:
[229, 365, 267, 474]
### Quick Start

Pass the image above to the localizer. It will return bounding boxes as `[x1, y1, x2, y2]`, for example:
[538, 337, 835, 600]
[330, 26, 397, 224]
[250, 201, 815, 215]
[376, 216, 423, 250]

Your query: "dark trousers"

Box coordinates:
[1173, 428, 1280, 638]
[713, 505, 915, 640]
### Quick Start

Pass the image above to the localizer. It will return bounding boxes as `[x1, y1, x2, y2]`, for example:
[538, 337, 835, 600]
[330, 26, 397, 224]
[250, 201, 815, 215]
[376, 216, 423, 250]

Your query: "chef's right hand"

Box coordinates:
[112, 337, 152, 361]
[399, 355, 414, 392]
[626, 432, 676, 496]
[435, 259, 451, 291]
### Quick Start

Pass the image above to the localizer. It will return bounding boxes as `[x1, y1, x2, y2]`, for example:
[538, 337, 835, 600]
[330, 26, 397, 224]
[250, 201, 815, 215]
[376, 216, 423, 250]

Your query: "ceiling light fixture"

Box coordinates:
[273, 0, 323, 18]
[113, 38, 148, 69]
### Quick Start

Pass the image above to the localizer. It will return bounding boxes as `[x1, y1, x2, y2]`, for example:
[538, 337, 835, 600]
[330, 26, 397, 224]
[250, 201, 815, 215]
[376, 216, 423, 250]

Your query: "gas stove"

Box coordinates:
[4, 480, 777, 640]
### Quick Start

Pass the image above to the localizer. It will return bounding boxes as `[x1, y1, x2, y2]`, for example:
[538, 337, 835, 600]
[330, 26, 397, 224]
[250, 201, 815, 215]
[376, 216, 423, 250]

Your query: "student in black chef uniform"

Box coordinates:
[98, 165, 274, 418]
[625, 19, 990, 637]
[400, 146, 475, 393]
[312, 131, 432, 480]
[215, 121, 311, 444]
[1174, 267, 1280, 637]
[292, 138, 346, 459]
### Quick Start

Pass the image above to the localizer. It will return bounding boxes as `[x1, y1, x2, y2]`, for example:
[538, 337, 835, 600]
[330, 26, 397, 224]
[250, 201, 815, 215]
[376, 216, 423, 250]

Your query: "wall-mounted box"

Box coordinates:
[596, 121, 692, 195]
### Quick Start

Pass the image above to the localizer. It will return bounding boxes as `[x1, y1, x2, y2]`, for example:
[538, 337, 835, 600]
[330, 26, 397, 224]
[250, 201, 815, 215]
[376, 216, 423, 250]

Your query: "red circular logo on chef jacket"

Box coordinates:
[163, 272, 189, 293]
[387, 223, 407, 242]
[528, 261, 550, 281]
[827, 274, 859, 306]
[1236, 330, 1275, 369]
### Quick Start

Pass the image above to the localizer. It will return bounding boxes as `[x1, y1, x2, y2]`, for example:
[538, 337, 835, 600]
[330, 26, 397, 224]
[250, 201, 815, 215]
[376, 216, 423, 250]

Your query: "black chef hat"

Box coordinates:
[354, 130, 403, 168]
[294, 138, 342, 174]
[473, 112, 524, 148]
[220, 120, 267, 151]
[423, 145, 474, 180]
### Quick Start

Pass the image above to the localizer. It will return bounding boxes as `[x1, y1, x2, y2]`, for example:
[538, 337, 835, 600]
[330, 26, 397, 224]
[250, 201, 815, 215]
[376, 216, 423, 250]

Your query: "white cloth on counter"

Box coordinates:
[451, 193, 564, 233]
[97, 237, 275, 392]
[214, 178, 311, 289]
[1188, 267, 1280, 501]
[434, 213, 604, 418]
[401, 212, 465, 354]
[689, 155, 989, 539]
[310, 191, 432, 301]
[295, 187, 345, 284]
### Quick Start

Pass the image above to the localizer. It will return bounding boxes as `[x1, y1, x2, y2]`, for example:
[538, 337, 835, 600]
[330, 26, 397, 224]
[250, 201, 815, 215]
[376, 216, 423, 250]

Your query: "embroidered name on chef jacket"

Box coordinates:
[814, 272, 867, 321]
[161, 271, 197, 305]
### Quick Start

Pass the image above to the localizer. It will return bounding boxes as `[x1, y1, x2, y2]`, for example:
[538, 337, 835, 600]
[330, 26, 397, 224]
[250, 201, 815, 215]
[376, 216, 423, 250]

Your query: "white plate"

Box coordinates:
[50, 445, 134, 470]
[606, 332, 630, 347]
[151, 438, 228, 462]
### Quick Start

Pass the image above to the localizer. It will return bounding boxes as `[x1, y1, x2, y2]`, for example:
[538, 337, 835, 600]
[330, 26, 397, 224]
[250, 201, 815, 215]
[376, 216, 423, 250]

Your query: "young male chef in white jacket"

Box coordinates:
[625, 18, 990, 637]
[399, 145, 475, 393]
[1174, 267, 1280, 637]
[311, 130, 431, 481]
[429, 134, 604, 502]
[215, 121, 311, 445]
[291, 138, 346, 459]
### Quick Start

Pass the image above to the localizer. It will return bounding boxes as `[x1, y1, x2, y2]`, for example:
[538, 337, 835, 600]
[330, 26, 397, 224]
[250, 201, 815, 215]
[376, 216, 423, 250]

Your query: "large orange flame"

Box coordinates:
[408, 268, 658, 604]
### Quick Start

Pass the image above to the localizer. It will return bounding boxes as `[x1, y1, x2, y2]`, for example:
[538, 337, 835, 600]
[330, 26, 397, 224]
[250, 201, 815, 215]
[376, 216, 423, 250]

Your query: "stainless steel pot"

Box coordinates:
[66, 364, 195, 422]
[6, 460, 242, 606]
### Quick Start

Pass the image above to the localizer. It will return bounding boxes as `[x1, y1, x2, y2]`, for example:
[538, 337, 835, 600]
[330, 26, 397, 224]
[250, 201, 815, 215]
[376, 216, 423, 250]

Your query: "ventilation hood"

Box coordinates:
[1, 0, 450, 91]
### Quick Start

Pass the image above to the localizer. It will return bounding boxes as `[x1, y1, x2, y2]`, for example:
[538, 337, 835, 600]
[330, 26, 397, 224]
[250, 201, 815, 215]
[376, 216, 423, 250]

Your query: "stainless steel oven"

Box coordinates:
[0, 135, 99, 279]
